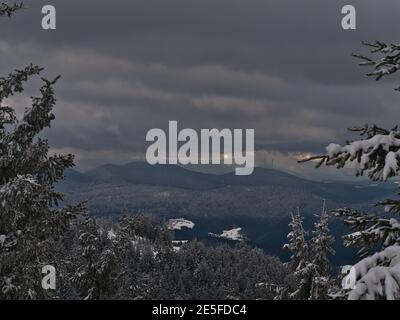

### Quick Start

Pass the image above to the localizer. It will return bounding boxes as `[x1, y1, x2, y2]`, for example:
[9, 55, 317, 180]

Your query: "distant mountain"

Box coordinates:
[84, 162, 223, 190]
[63, 162, 395, 201]
[59, 162, 396, 220]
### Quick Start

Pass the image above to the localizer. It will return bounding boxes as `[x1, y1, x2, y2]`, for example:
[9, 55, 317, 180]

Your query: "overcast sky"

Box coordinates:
[1, 0, 400, 178]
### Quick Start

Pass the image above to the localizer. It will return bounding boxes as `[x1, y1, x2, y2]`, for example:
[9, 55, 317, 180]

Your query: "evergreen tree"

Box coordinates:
[309, 203, 335, 300]
[72, 216, 117, 300]
[284, 204, 335, 300]
[0, 8, 86, 299]
[284, 208, 309, 272]
[283, 208, 314, 299]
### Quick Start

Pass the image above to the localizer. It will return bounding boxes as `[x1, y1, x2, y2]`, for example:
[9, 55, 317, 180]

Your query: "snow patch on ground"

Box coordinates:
[209, 228, 244, 241]
[167, 218, 195, 230]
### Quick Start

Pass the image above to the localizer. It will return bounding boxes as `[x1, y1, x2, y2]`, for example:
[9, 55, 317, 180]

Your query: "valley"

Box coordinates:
[58, 162, 397, 265]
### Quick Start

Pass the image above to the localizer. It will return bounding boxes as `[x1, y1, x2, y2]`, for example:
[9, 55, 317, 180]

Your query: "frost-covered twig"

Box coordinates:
[0, 2, 23, 17]
[352, 41, 400, 90]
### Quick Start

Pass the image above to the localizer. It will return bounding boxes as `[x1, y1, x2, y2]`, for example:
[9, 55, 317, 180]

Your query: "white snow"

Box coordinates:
[0, 234, 5, 246]
[383, 151, 400, 180]
[107, 229, 116, 240]
[220, 228, 244, 241]
[347, 245, 400, 300]
[326, 132, 400, 159]
[167, 218, 195, 231]
[172, 240, 189, 245]
[209, 228, 244, 241]
[326, 132, 400, 180]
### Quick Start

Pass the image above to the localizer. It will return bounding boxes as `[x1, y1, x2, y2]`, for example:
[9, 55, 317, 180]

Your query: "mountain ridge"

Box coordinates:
[63, 161, 396, 204]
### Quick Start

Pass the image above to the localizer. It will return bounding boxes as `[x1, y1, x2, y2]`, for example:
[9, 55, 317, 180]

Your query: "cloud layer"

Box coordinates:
[1, 0, 400, 174]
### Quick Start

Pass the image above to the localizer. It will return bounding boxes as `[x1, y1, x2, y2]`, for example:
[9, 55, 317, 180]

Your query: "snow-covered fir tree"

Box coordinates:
[284, 208, 309, 273]
[283, 208, 314, 299]
[0, 65, 87, 299]
[302, 41, 400, 300]
[309, 203, 335, 300]
[0, 6, 87, 298]
[72, 216, 118, 300]
[284, 204, 335, 300]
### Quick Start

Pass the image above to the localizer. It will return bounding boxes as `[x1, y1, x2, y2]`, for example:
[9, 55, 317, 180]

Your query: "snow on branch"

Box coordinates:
[348, 245, 400, 300]
[300, 124, 400, 181]
[334, 208, 400, 257]
[352, 41, 400, 90]
[0, 174, 62, 212]
[0, 2, 23, 17]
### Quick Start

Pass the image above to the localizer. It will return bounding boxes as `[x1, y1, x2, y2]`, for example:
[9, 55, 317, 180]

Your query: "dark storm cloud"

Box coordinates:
[1, 0, 400, 170]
